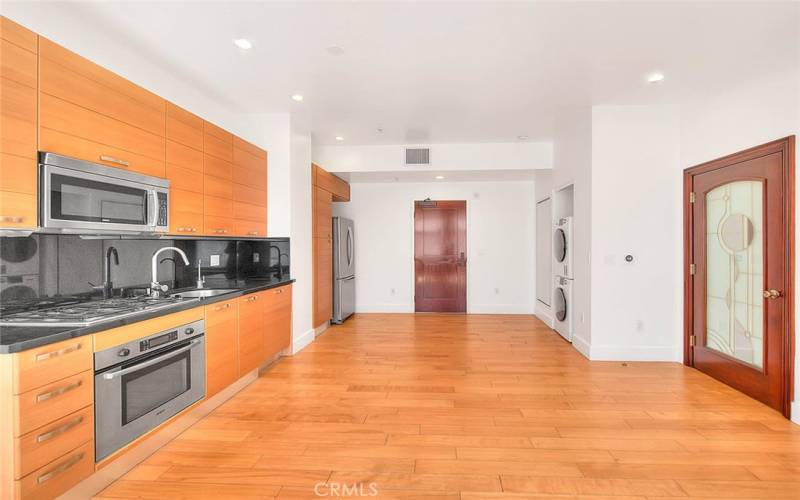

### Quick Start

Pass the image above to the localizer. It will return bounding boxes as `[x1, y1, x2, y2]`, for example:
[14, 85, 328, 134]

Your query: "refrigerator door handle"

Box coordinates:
[341, 275, 355, 281]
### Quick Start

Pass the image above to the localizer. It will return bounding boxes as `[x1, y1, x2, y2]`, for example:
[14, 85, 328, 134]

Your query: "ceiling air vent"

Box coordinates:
[405, 147, 430, 165]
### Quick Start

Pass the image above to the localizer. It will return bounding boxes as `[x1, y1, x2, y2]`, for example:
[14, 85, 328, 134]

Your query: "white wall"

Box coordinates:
[314, 142, 552, 172]
[332, 181, 536, 314]
[289, 124, 314, 353]
[551, 107, 593, 356]
[534, 170, 554, 324]
[590, 105, 682, 361]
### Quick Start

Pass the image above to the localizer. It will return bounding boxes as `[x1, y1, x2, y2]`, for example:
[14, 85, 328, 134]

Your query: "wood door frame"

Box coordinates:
[683, 136, 795, 418]
[413, 199, 468, 313]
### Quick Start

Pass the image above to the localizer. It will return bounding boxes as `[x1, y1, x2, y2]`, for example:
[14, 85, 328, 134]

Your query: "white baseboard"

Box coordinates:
[792, 401, 800, 425]
[588, 344, 680, 362]
[534, 304, 554, 328]
[355, 303, 414, 313]
[292, 327, 315, 354]
[571, 334, 591, 359]
[469, 304, 536, 314]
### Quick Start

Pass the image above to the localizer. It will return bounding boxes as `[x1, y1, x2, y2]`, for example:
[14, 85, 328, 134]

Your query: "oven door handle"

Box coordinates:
[102, 339, 201, 380]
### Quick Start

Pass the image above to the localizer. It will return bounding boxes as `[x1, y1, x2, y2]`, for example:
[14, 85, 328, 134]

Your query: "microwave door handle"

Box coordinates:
[102, 339, 201, 380]
[147, 190, 158, 227]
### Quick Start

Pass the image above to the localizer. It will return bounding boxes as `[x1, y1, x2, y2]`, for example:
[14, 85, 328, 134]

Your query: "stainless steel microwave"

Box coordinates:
[39, 152, 169, 235]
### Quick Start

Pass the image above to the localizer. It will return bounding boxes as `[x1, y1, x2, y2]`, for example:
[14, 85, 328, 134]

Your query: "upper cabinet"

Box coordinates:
[166, 103, 204, 235]
[313, 163, 350, 202]
[0, 17, 38, 229]
[232, 137, 267, 237]
[38, 37, 167, 178]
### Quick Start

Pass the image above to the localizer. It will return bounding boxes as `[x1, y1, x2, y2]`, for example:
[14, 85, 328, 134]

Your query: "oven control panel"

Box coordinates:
[94, 319, 205, 372]
[140, 330, 178, 352]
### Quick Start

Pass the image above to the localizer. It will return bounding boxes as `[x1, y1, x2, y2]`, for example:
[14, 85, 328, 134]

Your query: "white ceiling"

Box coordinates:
[343, 169, 535, 183]
[5, 1, 799, 147]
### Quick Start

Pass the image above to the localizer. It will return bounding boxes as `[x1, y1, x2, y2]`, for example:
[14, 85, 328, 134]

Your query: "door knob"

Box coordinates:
[763, 289, 782, 299]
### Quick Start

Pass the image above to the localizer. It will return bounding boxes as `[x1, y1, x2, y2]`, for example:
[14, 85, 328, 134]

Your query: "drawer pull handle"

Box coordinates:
[214, 303, 231, 311]
[214, 229, 228, 234]
[99, 155, 129, 167]
[36, 343, 82, 362]
[36, 380, 82, 403]
[247, 231, 258, 236]
[247, 296, 258, 302]
[36, 415, 84, 443]
[0, 216, 24, 223]
[37, 451, 84, 484]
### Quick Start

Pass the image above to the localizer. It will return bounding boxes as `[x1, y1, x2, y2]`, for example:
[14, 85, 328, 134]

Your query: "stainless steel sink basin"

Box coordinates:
[169, 288, 238, 299]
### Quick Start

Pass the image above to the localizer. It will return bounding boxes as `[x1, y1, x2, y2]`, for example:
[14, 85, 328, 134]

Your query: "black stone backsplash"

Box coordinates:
[0, 235, 290, 304]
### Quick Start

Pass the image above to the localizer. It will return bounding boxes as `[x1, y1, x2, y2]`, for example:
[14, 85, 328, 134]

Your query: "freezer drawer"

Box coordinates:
[333, 276, 355, 324]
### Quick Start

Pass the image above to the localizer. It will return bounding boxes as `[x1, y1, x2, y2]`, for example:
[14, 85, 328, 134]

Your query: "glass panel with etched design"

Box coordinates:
[705, 181, 764, 369]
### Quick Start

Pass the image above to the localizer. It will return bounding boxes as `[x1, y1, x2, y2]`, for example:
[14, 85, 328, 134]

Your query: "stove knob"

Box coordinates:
[117, 348, 131, 357]
[184, 327, 195, 336]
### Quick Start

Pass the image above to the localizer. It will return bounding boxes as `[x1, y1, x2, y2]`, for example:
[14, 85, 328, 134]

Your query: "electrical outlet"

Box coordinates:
[210, 254, 220, 266]
[494, 288, 500, 295]
[253, 252, 260, 263]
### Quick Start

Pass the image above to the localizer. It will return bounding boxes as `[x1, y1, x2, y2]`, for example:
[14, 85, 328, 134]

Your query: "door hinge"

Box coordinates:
[689, 263, 696, 275]
[689, 192, 696, 203]
[689, 335, 696, 347]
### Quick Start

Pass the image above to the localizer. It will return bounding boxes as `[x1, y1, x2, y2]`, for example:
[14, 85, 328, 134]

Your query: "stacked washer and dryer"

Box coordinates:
[552, 217, 573, 342]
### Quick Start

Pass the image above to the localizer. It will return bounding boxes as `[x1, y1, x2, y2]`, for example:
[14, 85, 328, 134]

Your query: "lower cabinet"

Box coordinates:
[238, 291, 266, 375]
[313, 237, 332, 327]
[204, 298, 239, 398]
[264, 284, 292, 358]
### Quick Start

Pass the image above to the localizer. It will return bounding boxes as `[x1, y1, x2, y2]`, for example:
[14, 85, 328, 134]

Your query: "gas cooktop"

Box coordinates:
[0, 296, 194, 327]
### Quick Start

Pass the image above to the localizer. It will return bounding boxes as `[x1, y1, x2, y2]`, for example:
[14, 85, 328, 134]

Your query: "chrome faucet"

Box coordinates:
[151, 247, 189, 298]
[102, 246, 119, 299]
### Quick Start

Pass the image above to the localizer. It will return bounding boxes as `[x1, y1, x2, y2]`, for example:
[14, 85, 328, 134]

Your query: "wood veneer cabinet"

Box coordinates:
[239, 284, 292, 376]
[0, 17, 37, 229]
[311, 163, 349, 328]
[205, 298, 239, 398]
[264, 284, 293, 357]
[166, 103, 204, 234]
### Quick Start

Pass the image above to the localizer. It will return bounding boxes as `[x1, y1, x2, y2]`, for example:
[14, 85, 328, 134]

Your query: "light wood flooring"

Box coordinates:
[96, 314, 800, 499]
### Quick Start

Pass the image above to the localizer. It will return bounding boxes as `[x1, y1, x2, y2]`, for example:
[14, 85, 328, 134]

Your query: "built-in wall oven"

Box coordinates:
[94, 319, 205, 461]
[40, 152, 169, 235]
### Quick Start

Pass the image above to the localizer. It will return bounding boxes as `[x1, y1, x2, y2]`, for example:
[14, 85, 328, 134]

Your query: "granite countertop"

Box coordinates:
[0, 278, 295, 354]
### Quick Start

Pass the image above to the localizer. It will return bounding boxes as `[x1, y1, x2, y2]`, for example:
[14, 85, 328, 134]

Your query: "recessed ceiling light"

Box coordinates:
[233, 38, 253, 50]
[435, 175, 445, 180]
[291, 94, 304, 102]
[646, 72, 665, 83]
[326, 46, 345, 56]
[518, 135, 529, 140]
[335, 136, 344, 141]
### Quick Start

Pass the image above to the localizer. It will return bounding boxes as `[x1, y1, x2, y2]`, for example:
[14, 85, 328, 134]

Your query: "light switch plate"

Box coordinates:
[210, 254, 220, 266]
[253, 252, 260, 263]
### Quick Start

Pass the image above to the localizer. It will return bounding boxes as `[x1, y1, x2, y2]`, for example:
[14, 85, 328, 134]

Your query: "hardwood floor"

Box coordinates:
[95, 314, 800, 499]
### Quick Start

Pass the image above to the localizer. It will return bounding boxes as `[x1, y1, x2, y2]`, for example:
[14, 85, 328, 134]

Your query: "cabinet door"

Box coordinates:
[313, 237, 332, 327]
[314, 187, 333, 239]
[264, 284, 292, 358]
[232, 138, 267, 236]
[0, 18, 38, 230]
[238, 292, 266, 375]
[204, 299, 238, 398]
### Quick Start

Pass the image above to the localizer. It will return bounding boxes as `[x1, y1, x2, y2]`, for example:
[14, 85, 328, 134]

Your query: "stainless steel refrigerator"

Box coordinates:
[332, 216, 355, 323]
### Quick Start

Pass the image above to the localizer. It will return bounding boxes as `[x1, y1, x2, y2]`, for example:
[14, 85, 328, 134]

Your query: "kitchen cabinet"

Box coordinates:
[0, 335, 94, 499]
[0, 17, 37, 230]
[311, 163, 349, 328]
[203, 121, 236, 236]
[166, 104, 204, 235]
[264, 284, 293, 358]
[38, 37, 166, 178]
[204, 298, 239, 398]
[232, 138, 267, 237]
[238, 291, 267, 375]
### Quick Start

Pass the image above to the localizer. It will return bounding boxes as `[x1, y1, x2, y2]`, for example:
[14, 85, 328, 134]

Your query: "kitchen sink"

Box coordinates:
[169, 288, 239, 299]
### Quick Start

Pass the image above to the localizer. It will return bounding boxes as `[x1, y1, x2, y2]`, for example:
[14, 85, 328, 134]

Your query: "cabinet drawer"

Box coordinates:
[0, 190, 36, 229]
[16, 441, 94, 500]
[16, 405, 93, 478]
[16, 370, 93, 436]
[204, 174, 233, 199]
[204, 216, 235, 236]
[235, 219, 267, 238]
[40, 128, 165, 178]
[14, 336, 92, 394]
[234, 201, 266, 222]
[170, 210, 202, 235]
[167, 140, 203, 173]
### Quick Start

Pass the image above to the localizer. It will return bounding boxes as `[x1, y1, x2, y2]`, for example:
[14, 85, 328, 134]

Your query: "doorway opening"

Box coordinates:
[683, 136, 795, 418]
[414, 200, 467, 313]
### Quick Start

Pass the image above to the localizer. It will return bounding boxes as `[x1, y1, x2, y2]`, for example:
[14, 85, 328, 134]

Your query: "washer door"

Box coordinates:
[553, 228, 567, 263]
[554, 286, 567, 322]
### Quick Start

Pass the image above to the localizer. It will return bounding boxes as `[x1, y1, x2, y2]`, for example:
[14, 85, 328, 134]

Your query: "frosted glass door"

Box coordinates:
[705, 181, 763, 369]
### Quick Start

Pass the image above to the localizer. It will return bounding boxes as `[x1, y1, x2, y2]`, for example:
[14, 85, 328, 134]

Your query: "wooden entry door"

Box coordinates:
[414, 200, 467, 312]
[684, 137, 795, 417]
